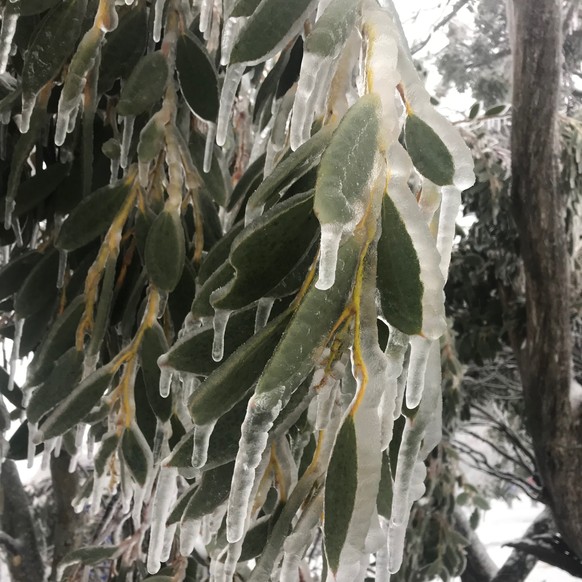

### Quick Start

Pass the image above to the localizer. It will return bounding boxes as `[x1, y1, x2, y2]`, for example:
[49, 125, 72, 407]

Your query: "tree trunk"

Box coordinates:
[510, 0, 581, 558]
[0, 460, 45, 582]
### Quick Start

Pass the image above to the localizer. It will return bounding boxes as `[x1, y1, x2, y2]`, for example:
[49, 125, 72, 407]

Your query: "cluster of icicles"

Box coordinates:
[0, 0, 475, 580]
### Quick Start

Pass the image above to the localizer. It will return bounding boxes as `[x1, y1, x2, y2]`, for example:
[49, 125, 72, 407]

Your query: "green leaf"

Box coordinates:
[121, 423, 153, 486]
[17, 0, 61, 17]
[404, 114, 455, 186]
[60, 546, 119, 569]
[22, 0, 87, 97]
[14, 247, 59, 318]
[8, 421, 43, 460]
[144, 208, 185, 292]
[27, 347, 83, 424]
[188, 309, 292, 425]
[98, 3, 148, 93]
[140, 323, 173, 421]
[117, 52, 168, 116]
[314, 94, 381, 226]
[324, 415, 357, 574]
[212, 191, 318, 310]
[27, 295, 85, 385]
[246, 124, 334, 215]
[484, 104, 507, 117]
[230, 0, 317, 64]
[230, 0, 262, 17]
[189, 132, 230, 207]
[56, 178, 133, 251]
[377, 173, 445, 338]
[14, 163, 69, 217]
[182, 462, 234, 521]
[190, 262, 235, 319]
[167, 483, 197, 525]
[254, 234, 360, 402]
[0, 251, 42, 302]
[197, 222, 243, 285]
[468, 102, 480, 119]
[39, 364, 115, 439]
[160, 305, 257, 376]
[176, 32, 219, 122]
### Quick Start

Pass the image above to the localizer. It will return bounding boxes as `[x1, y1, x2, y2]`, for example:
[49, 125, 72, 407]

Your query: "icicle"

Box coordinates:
[254, 297, 275, 332]
[280, 493, 324, 582]
[375, 525, 391, 582]
[153, 0, 167, 42]
[90, 472, 110, 515]
[20, 92, 36, 134]
[159, 367, 173, 398]
[436, 185, 462, 278]
[0, 7, 18, 74]
[147, 467, 178, 574]
[203, 121, 217, 173]
[199, 0, 213, 33]
[8, 317, 24, 391]
[12, 217, 22, 247]
[27, 422, 37, 468]
[316, 223, 342, 290]
[290, 53, 333, 151]
[138, 160, 149, 187]
[86, 431, 95, 460]
[211, 309, 231, 362]
[220, 16, 244, 66]
[179, 518, 200, 556]
[120, 115, 135, 169]
[216, 64, 245, 147]
[404, 336, 432, 410]
[110, 157, 120, 184]
[57, 250, 68, 289]
[160, 523, 177, 562]
[244, 202, 265, 227]
[191, 420, 216, 468]
[226, 391, 284, 543]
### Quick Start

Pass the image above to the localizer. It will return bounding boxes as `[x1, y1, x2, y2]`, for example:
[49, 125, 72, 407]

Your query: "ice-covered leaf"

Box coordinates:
[27, 347, 83, 424]
[14, 247, 59, 318]
[190, 262, 235, 318]
[230, 0, 262, 17]
[144, 208, 185, 292]
[95, 432, 119, 475]
[182, 461, 234, 521]
[197, 223, 243, 285]
[98, 4, 148, 93]
[140, 323, 173, 421]
[39, 364, 115, 439]
[21, 0, 86, 98]
[305, 0, 359, 57]
[377, 147, 446, 339]
[0, 251, 42, 302]
[56, 178, 133, 251]
[117, 52, 168, 117]
[59, 546, 119, 569]
[176, 32, 219, 122]
[230, 0, 317, 65]
[212, 191, 318, 310]
[246, 124, 334, 220]
[324, 415, 357, 575]
[188, 310, 292, 425]
[121, 422, 153, 486]
[404, 114, 455, 186]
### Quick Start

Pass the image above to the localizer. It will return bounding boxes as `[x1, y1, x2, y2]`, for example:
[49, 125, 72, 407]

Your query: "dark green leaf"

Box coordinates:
[121, 424, 152, 486]
[0, 251, 42, 302]
[14, 163, 69, 217]
[94, 431, 119, 475]
[182, 462, 234, 521]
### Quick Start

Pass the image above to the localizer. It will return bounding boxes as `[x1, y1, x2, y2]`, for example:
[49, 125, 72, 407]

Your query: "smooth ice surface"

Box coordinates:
[153, 0, 166, 42]
[120, 116, 135, 169]
[254, 297, 275, 332]
[316, 223, 342, 290]
[19, 92, 36, 134]
[437, 185, 462, 278]
[404, 336, 432, 409]
[216, 64, 245, 146]
[0, 9, 18, 74]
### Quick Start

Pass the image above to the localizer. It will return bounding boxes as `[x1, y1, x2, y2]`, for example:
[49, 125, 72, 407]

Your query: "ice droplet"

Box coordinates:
[254, 297, 275, 332]
[216, 64, 245, 147]
[316, 223, 342, 290]
[191, 421, 216, 468]
[211, 309, 231, 362]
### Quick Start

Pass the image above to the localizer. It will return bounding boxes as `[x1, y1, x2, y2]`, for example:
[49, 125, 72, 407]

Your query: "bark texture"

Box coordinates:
[0, 460, 45, 582]
[510, 0, 581, 558]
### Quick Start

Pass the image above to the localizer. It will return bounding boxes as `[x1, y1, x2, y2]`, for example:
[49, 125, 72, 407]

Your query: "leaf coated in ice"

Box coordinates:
[117, 52, 169, 117]
[56, 179, 132, 251]
[176, 32, 219, 122]
[230, 0, 317, 65]
[404, 114, 455, 187]
[212, 191, 318, 311]
[324, 415, 357, 574]
[121, 423, 153, 486]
